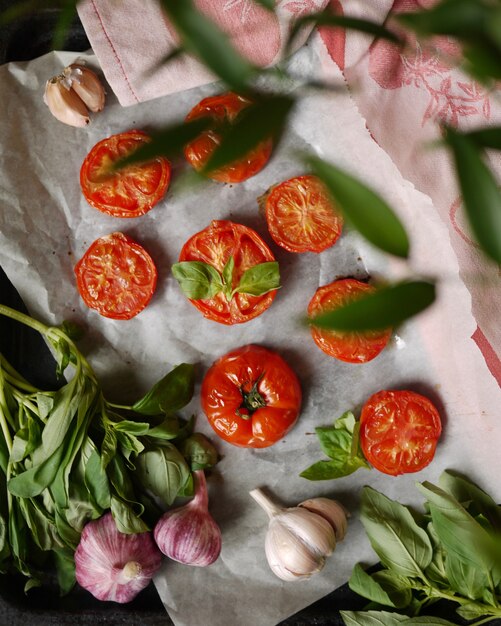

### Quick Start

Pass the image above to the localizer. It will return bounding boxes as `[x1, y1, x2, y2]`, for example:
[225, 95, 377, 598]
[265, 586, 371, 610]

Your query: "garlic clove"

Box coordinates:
[74, 512, 162, 603]
[278, 507, 336, 558]
[67, 64, 105, 113]
[299, 498, 349, 542]
[44, 77, 90, 127]
[265, 517, 326, 580]
[153, 470, 222, 567]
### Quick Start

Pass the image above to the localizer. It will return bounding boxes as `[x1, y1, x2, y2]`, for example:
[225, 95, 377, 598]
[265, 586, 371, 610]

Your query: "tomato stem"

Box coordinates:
[237, 374, 266, 419]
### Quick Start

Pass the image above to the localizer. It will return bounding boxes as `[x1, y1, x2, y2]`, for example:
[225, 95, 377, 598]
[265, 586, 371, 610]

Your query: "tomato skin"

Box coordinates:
[178, 220, 277, 325]
[80, 130, 171, 218]
[360, 390, 442, 476]
[201, 345, 302, 448]
[75, 232, 157, 320]
[262, 175, 343, 253]
[308, 278, 392, 363]
[184, 92, 273, 183]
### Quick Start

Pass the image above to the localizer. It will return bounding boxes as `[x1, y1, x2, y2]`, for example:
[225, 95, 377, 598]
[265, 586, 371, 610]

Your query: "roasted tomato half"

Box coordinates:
[308, 278, 392, 363]
[80, 130, 171, 218]
[75, 232, 157, 320]
[175, 220, 279, 325]
[184, 92, 273, 183]
[359, 389, 442, 476]
[201, 345, 302, 448]
[261, 175, 343, 253]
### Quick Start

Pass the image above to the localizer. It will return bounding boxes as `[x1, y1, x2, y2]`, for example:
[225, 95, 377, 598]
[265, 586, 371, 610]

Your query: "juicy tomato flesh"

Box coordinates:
[360, 390, 442, 476]
[179, 220, 277, 325]
[74, 232, 157, 320]
[308, 278, 392, 363]
[184, 92, 273, 183]
[80, 130, 171, 218]
[263, 175, 343, 253]
[201, 344, 302, 448]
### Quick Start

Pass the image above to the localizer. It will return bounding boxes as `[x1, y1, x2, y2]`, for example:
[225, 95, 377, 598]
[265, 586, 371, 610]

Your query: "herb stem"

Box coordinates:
[107, 402, 133, 411]
[0, 356, 38, 393]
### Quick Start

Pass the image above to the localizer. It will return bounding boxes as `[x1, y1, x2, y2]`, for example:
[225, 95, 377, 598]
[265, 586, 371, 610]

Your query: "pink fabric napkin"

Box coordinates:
[316, 0, 501, 386]
[77, 0, 330, 106]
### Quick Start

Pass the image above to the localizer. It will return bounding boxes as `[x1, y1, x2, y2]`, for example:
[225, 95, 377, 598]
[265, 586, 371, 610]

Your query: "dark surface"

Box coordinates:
[0, 5, 499, 626]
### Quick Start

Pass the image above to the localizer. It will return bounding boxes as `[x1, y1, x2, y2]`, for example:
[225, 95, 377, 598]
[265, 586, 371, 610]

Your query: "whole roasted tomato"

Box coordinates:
[261, 175, 343, 253]
[75, 232, 157, 320]
[173, 220, 279, 325]
[184, 92, 273, 183]
[201, 345, 302, 448]
[308, 278, 392, 363]
[80, 130, 171, 218]
[360, 389, 442, 476]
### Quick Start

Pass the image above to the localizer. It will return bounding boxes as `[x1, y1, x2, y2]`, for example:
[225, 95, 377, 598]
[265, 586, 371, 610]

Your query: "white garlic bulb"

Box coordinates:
[74, 512, 162, 603]
[43, 63, 105, 127]
[153, 470, 222, 567]
[250, 488, 347, 581]
[299, 497, 349, 542]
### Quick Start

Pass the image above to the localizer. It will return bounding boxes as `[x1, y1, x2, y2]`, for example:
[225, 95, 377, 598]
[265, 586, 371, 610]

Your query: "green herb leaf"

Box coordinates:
[463, 126, 501, 150]
[444, 550, 488, 600]
[252, 0, 275, 10]
[203, 95, 294, 175]
[306, 156, 410, 257]
[444, 126, 501, 263]
[234, 261, 280, 297]
[397, 0, 487, 37]
[132, 363, 195, 416]
[179, 433, 219, 471]
[134, 442, 191, 507]
[147, 415, 194, 440]
[222, 255, 235, 302]
[53, 547, 76, 596]
[456, 602, 496, 621]
[172, 261, 223, 300]
[110, 497, 149, 534]
[115, 118, 210, 169]
[416, 481, 501, 582]
[341, 610, 409, 625]
[360, 486, 433, 578]
[300, 411, 370, 480]
[309, 281, 436, 331]
[349, 564, 412, 608]
[159, 0, 256, 90]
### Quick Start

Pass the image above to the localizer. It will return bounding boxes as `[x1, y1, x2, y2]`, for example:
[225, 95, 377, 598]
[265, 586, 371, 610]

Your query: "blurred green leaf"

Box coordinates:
[463, 127, 501, 150]
[0, 0, 41, 25]
[52, 0, 78, 50]
[252, 0, 275, 10]
[397, 0, 488, 38]
[203, 95, 294, 174]
[114, 118, 210, 170]
[308, 281, 436, 331]
[306, 156, 410, 258]
[159, 0, 256, 90]
[288, 11, 400, 56]
[444, 126, 501, 264]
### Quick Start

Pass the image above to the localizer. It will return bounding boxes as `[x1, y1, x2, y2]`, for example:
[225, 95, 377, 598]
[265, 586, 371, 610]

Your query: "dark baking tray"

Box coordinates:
[0, 5, 498, 625]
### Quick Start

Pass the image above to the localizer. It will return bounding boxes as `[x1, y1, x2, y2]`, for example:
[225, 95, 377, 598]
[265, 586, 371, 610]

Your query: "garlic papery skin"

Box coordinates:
[250, 488, 337, 582]
[74, 512, 162, 603]
[299, 498, 348, 542]
[44, 77, 90, 127]
[67, 64, 105, 113]
[153, 470, 222, 567]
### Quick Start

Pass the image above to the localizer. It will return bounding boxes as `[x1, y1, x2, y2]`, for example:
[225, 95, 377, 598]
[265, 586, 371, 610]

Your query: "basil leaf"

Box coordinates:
[456, 602, 496, 621]
[134, 442, 191, 507]
[405, 619, 459, 625]
[416, 481, 501, 582]
[110, 497, 149, 534]
[341, 610, 409, 626]
[444, 126, 501, 263]
[349, 564, 412, 608]
[8, 445, 65, 497]
[113, 420, 150, 436]
[464, 126, 501, 150]
[132, 363, 195, 416]
[444, 550, 488, 600]
[179, 433, 218, 471]
[101, 427, 117, 470]
[360, 486, 433, 578]
[309, 281, 436, 331]
[172, 261, 223, 300]
[222, 255, 235, 302]
[83, 446, 111, 511]
[147, 415, 194, 440]
[306, 156, 410, 258]
[234, 261, 280, 297]
[53, 547, 76, 596]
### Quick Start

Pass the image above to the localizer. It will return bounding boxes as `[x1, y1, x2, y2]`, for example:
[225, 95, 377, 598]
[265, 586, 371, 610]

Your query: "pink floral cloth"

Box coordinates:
[318, 0, 501, 385]
[77, 0, 329, 106]
[78, 0, 501, 385]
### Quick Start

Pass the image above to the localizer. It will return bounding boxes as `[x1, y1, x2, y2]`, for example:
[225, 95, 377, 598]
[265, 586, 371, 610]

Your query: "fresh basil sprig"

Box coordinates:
[300, 411, 370, 480]
[172, 256, 280, 302]
[342, 472, 501, 626]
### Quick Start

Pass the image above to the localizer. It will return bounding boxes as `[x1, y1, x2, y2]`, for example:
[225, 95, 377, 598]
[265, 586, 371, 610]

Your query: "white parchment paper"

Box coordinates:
[0, 35, 500, 626]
